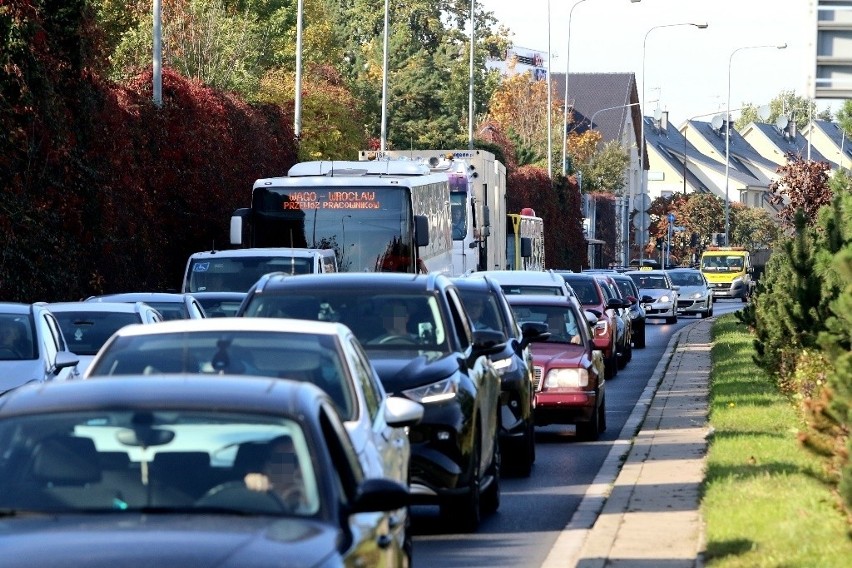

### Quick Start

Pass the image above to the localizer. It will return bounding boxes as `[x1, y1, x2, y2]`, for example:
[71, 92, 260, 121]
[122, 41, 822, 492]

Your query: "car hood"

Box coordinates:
[529, 343, 587, 368]
[0, 360, 45, 393]
[370, 351, 458, 394]
[0, 515, 339, 568]
[638, 289, 674, 301]
[675, 285, 707, 296]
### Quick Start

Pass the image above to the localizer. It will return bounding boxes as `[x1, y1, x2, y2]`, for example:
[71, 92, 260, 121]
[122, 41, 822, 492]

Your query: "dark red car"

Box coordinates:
[506, 295, 606, 441]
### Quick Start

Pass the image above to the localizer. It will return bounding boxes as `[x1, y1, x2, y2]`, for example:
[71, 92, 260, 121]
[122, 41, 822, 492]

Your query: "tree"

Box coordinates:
[736, 89, 833, 130]
[729, 203, 780, 251]
[768, 157, 833, 228]
[488, 68, 552, 165]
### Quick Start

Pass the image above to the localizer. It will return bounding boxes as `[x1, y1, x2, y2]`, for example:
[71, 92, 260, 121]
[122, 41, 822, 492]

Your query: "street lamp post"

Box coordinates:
[724, 43, 787, 246]
[561, 0, 642, 175]
[294, 0, 304, 140]
[468, 0, 476, 150]
[380, 0, 390, 151]
[638, 21, 707, 263]
[547, 0, 553, 178]
[153, 0, 162, 107]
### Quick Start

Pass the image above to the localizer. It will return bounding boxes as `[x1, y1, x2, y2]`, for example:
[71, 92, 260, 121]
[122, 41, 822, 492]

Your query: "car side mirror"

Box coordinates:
[470, 330, 506, 362]
[519, 321, 550, 349]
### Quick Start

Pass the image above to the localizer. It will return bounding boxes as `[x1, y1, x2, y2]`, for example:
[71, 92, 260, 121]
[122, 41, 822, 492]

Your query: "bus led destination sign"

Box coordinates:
[282, 191, 380, 210]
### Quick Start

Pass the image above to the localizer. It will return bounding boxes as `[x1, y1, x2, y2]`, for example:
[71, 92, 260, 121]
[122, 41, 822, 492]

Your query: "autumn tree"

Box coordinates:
[729, 203, 780, 251]
[768, 157, 833, 228]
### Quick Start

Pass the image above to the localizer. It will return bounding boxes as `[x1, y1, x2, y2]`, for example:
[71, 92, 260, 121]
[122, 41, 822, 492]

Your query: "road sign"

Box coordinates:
[634, 227, 648, 244]
[633, 212, 651, 231]
[667, 213, 675, 222]
[633, 193, 651, 212]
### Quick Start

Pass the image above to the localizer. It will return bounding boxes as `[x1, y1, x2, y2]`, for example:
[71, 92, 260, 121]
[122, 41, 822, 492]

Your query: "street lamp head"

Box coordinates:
[694, 22, 709, 29]
[777, 43, 788, 49]
[630, 0, 642, 3]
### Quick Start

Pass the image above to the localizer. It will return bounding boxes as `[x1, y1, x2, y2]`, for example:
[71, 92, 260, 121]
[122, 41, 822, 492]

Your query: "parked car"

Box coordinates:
[556, 272, 621, 379]
[453, 275, 544, 477]
[667, 268, 713, 318]
[190, 291, 247, 318]
[505, 295, 606, 440]
[474, 269, 581, 309]
[0, 376, 412, 567]
[237, 272, 503, 532]
[0, 302, 79, 396]
[591, 273, 633, 368]
[600, 271, 650, 349]
[86, 292, 206, 320]
[625, 270, 679, 324]
[42, 301, 162, 375]
[85, 317, 423, 547]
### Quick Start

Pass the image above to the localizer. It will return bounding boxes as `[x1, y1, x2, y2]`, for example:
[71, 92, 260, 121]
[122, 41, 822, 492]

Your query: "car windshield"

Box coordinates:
[0, 315, 35, 361]
[87, 331, 354, 419]
[511, 304, 583, 345]
[499, 285, 563, 296]
[0, 411, 320, 516]
[457, 289, 507, 333]
[195, 297, 245, 318]
[243, 292, 449, 354]
[53, 311, 140, 356]
[668, 272, 705, 287]
[629, 274, 670, 290]
[701, 256, 744, 273]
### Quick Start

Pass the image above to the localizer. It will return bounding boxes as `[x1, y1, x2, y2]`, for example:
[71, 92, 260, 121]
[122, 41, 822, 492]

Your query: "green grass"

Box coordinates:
[701, 314, 852, 567]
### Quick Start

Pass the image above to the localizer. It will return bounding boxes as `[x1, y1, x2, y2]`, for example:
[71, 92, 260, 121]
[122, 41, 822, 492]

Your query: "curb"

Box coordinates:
[539, 321, 697, 568]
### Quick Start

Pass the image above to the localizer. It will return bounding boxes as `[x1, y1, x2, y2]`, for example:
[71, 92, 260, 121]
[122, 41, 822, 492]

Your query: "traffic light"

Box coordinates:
[690, 232, 699, 248]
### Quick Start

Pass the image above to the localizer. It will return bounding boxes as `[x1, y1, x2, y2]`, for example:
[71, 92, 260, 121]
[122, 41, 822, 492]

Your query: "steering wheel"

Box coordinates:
[195, 481, 288, 512]
[377, 334, 417, 345]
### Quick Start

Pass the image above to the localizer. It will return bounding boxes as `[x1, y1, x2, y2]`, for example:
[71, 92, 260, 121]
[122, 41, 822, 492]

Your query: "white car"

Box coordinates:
[84, 317, 423, 550]
[624, 270, 679, 324]
[667, 268, 713, 318]
[44, 301, 162, 376]
[470, 269, 583, 310]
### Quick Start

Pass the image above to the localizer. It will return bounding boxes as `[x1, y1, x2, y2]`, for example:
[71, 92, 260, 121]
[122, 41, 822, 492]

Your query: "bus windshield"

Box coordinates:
[251, 186, 414, 272]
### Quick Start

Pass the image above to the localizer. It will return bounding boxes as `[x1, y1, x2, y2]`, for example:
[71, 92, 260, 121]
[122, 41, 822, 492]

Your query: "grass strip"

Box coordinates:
[701, 314, 852, 567]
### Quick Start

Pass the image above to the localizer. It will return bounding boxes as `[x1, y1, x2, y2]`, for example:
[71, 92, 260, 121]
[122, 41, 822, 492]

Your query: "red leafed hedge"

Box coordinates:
[507, 167, 587, 271]
[1, 60, 296, 301]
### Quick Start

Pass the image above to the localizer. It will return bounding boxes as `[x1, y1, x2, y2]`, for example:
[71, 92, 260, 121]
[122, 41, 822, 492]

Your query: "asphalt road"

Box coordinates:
[411, 300, 743, 567]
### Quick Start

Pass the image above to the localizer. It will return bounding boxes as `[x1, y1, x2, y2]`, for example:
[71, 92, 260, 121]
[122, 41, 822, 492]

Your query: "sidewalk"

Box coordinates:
[542, 318, 713, 568]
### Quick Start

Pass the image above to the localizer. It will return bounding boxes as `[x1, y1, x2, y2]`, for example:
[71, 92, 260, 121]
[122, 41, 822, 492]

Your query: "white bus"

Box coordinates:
[231, 161, 452, 275]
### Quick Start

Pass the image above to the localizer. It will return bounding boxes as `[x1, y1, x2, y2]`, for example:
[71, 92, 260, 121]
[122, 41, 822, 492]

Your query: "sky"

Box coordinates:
[478, 0, 842, 125]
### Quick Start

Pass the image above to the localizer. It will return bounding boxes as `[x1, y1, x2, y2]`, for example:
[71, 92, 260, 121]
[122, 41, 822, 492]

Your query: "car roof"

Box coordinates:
[251, 272, 452, 294]
[88, 293, 189, 303]
[105, 316, 349, 338]
[471, 270, 565, 285]
[45, 301, 153, 314]
[0, 302, 34, 316]
[0, 375, 325, 418]
[188, 247, 333, 259]
[505, 295, 579, 308]
[187, 292, 247, 299]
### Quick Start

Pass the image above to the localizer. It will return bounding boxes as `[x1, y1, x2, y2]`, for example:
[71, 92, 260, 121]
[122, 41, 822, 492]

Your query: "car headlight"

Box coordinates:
[403, 377, 458, 404]
[543, 367, 589, 388]
[659, 295, 671, 303]
[691, 292, 704, 300]
[491, 356, 516, 376]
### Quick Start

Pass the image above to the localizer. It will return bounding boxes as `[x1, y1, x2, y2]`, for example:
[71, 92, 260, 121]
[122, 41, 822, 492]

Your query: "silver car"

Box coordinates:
[43, 301, 162, 375]
[0, 302, 79, 395]
[84, 317, 423, 556]
[624, 270, 679, 325]
[667, 268, 713, 318]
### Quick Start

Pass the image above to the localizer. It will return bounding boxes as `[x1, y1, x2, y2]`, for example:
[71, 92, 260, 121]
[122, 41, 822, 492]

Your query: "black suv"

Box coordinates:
[237, 272, 503, 532]
[452, 276, 543, 477]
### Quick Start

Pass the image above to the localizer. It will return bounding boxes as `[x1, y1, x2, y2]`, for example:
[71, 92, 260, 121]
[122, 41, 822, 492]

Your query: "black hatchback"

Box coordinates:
[237, 272, 504, 532]
[453, 276, 545, 477]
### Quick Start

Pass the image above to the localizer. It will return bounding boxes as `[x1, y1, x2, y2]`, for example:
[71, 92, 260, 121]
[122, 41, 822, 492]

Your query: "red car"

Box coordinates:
[557, 272, 620, 379]
[506, 295, 606, 440]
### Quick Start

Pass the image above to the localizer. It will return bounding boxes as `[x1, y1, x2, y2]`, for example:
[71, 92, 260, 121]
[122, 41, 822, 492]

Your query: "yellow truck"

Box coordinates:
[699, 247, 753, 302]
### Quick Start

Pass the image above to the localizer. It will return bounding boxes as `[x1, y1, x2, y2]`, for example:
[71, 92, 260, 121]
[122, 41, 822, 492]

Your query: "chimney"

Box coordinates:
[789, 119, 797, 140]
[660, 111, 669, 133]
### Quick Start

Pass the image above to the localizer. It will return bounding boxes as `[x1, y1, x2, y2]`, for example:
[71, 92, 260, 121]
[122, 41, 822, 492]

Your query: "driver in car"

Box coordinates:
[371, 301, 416, 344]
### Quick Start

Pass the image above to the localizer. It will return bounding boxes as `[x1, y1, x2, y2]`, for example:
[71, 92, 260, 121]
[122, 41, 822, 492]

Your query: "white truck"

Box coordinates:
[359, 149, 507, 275]
[182, 247, 337, 293]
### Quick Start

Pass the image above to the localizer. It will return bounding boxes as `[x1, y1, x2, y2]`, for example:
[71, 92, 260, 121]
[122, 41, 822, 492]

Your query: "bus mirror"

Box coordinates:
[520, 237, 532, 258]
[414, 215, 430, 247]
[483, 206, 491, 227]
[230, 209, 250, 245]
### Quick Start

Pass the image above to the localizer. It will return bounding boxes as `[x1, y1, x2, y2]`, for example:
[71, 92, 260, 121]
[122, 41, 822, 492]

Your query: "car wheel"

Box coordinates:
[514, 419, 535, 477]
[441, 433, 481, 532]
[481, 435, 501, 515]
[633, 324, 646, 349]
[577, 397, 602, 441]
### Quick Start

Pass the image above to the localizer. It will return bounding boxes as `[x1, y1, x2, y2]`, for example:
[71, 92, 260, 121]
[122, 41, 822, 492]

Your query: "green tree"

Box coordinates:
[729, 203, 780, 251]
[576, 140, 629, 194]
[736, 89, 832, 130]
